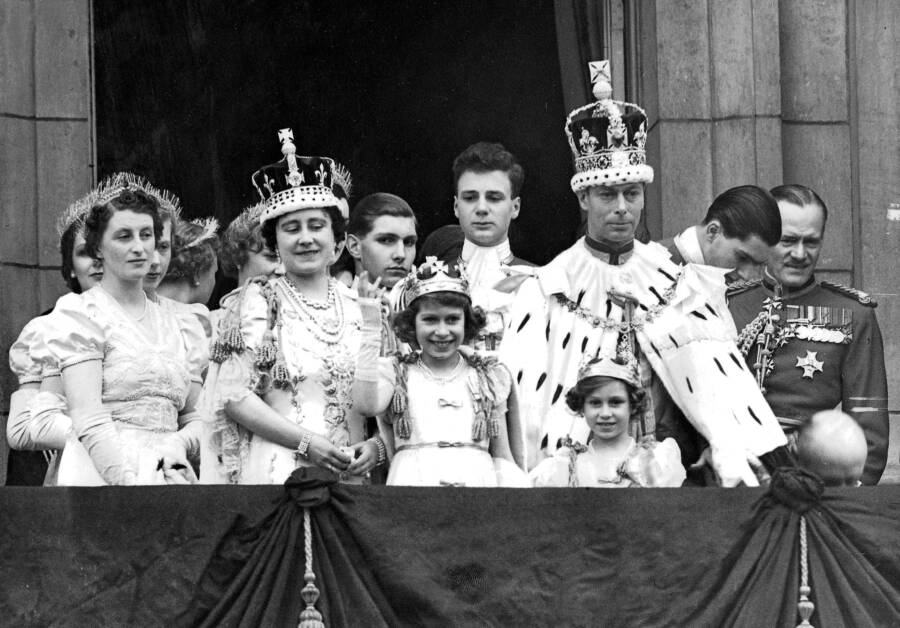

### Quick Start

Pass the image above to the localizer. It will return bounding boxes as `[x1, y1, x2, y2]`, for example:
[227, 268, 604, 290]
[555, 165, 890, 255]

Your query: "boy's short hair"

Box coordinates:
[347, 193, 416, 238]
[452, 142, 524, 198]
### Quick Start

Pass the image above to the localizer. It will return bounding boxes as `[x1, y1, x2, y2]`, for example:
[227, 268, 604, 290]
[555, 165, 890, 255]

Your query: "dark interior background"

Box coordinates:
[94, 0, 578, 302]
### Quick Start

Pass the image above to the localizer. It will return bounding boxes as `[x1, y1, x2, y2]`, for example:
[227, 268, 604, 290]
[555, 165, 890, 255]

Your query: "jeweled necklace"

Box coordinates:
[417, 353, 466, 384]
[554, 271, 682, 333]
[281, 276, 346, 345]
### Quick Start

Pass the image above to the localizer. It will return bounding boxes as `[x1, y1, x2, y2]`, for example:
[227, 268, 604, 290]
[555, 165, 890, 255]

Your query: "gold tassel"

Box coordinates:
[210, 340, 228, 364]
[389, 358, 410, 438]
[255, 330, 277, 369]
[471, 409, 487, 441]
[395, 413, 411, 440]
[222, 325, 245, 352]
[271, 356, 291, 390]
[487, 412, 500, 439]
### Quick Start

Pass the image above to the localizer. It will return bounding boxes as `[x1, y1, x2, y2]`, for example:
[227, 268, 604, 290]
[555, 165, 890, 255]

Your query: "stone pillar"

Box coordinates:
[0, 0, 93, 483]
[853, 0, 900, 455]
[638, 0, 782, 239]
[779, 0, 853, 282]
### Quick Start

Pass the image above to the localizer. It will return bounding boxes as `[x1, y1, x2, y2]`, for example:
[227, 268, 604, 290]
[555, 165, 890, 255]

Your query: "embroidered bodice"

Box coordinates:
[45, 288, 192, 432]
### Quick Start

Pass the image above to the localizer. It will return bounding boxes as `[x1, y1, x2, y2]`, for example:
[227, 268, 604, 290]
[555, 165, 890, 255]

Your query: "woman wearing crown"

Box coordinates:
[202, 130, 387, 484]
[368, 258, 528, 487]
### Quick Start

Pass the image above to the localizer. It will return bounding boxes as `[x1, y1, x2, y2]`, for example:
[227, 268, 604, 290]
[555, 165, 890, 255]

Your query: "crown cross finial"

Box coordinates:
[278, 128, 304, 186]
[278, 128, 295, 149]
[423, 256, 449, 275]
[589, 60, 612, 101]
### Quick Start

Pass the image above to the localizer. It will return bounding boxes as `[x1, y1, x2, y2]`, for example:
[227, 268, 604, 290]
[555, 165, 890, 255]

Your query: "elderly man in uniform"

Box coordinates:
[728, 184, 889, 484]
[499, 61, 788, 484]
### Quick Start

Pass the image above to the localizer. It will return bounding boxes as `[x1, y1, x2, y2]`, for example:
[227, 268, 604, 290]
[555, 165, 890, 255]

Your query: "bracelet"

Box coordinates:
[296, 433, 313, 459]
[369, 435, 387, 467]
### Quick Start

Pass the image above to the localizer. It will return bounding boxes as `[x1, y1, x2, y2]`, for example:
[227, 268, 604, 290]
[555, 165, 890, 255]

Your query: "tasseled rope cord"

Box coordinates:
[390, 354, 501, 442]
[298, 508, 325, 628]
[796, 515, 815, 627]
[565, 437, 587, 488]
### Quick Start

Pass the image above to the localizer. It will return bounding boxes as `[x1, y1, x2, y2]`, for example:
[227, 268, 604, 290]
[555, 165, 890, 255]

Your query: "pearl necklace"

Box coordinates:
[280, 277, 346, 346]
[417, 353, 466, 384]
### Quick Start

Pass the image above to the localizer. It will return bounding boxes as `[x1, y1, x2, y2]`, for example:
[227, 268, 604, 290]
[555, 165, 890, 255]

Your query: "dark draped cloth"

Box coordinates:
[2, 472, 900, 627]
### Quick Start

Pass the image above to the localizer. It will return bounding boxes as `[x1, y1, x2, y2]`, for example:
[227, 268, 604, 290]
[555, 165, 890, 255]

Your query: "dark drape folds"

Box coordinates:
[2, 482, 900, 627]
[178, 468, 396, 628]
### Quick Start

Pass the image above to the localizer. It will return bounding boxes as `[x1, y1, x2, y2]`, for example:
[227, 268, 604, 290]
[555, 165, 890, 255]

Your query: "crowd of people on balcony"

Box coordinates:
[6, 62, 886, 490]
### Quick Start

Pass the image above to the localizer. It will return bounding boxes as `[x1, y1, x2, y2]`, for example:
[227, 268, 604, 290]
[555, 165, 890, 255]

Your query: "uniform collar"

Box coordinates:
[762, 269, 817, 299]
[583, 235, 634, 265]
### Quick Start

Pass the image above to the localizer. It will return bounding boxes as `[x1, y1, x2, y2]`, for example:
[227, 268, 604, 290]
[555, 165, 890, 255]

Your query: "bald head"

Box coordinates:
[797, 410, 867, 487]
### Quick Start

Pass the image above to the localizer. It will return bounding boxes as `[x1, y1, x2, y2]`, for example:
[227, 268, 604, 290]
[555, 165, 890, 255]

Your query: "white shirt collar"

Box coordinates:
[460, 238, 513, 290]
[672, 226, 706, 265]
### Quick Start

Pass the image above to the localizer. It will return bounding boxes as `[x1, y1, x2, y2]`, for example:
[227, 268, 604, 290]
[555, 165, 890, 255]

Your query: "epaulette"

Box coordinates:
[725, 277, 762, 298]
[820, 281, 877, 307]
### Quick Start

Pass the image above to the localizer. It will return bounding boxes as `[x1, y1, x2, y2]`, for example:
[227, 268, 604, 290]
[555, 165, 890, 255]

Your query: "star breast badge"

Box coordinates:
[795, 351, 824, 379]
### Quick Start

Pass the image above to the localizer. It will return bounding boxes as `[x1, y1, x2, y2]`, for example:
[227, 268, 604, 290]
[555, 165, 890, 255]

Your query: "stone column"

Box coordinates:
[638, 0, 782, 239]
[0, 0, 93, 483]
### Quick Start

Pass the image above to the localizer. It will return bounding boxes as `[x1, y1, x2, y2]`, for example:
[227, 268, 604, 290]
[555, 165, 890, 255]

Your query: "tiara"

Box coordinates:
[396, 256, 470, 309]
[182, 216, 220, 250]
[576, 356, 640, 388]
[56, 172, 184, 240]
[332, 161, 353, 200]
[226, 201, 267, 238]
[97, 172, 183, 219]
[55, 173, 125, 237]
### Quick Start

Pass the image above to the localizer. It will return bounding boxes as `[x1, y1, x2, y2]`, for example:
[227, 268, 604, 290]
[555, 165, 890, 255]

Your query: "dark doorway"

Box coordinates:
[94, 0, 577, 303]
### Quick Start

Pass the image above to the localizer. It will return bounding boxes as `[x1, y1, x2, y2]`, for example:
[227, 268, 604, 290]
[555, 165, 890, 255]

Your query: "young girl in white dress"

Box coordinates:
[530, 357, 685, 488]
[376, 258, 528, 487]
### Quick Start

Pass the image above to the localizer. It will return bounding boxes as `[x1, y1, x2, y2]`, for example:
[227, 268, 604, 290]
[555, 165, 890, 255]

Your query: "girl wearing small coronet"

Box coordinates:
[374, 258, 529, 487]
[530, 357, 685, 488]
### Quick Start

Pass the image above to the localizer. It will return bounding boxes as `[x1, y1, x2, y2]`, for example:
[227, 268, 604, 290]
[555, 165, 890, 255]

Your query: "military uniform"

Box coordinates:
[728, 275, 889, 484]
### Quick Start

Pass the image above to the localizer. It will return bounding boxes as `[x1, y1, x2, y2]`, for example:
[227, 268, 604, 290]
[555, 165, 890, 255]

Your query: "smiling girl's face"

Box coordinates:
[583, 379, 631, 442]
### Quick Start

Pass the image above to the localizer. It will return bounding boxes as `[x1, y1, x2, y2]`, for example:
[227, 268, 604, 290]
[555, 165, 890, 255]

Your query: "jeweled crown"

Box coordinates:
[565, 60, 654, 193]
[396, 256, 470, 309]
[576, 356, 640, 388]
[251, 128, 340, 225]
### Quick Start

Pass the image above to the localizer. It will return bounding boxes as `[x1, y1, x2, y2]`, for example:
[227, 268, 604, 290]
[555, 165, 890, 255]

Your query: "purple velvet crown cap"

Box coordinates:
[251, 128, 340, 224]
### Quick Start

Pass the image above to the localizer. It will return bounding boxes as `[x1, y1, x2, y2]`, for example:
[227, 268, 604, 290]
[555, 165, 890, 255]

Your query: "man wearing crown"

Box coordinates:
[728, 184, 889, 484]
[498, 61, 789, 486]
